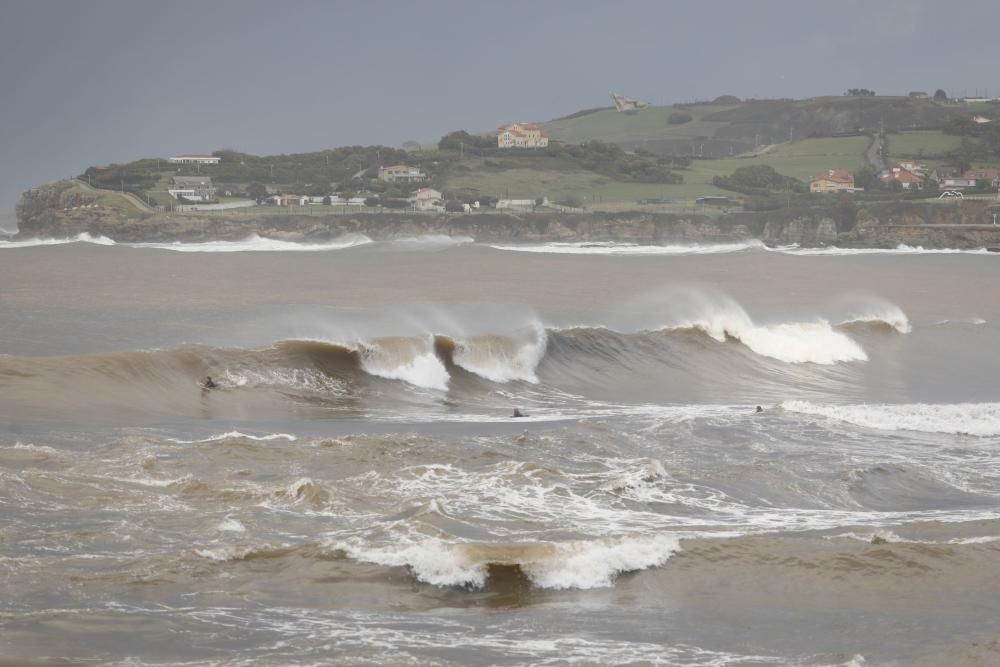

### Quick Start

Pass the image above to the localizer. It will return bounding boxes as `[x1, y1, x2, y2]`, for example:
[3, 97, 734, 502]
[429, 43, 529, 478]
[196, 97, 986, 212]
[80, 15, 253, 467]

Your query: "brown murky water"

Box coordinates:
[1, 238, 999, 665]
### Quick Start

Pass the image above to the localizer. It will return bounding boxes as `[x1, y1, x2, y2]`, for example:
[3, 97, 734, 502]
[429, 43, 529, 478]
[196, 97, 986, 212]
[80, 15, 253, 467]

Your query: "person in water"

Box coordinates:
[755, 405, 763, 413]
[202, 376, 218, 389]
[512, 408, 525, 418]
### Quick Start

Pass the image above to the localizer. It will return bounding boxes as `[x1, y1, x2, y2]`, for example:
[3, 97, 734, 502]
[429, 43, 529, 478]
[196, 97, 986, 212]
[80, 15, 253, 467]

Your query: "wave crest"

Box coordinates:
[330, 534, 681, 589]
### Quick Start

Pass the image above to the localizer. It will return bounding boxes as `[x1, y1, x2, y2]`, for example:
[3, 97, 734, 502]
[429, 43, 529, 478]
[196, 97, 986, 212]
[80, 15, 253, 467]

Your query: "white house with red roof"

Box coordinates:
[408, 187, 443, 210]
[497, 122, 549, 149]
[880, 165, 924, 189]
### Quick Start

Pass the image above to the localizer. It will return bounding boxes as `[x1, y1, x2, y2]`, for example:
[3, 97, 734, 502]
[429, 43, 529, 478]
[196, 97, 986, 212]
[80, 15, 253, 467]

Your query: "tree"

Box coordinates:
[853, 166, 878, 191]
[444, 199, 465, 213]
[439, 130, 472, 150]
[555, 195, 584, 209]
[322, 195, 332, 205]
[534, 197, 544, 208]
[247, 182, 267, 199]
[934, 89, 948, 101]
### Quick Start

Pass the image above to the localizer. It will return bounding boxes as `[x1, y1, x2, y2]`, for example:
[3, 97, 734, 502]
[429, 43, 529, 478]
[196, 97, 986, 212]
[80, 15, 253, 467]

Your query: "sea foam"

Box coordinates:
[782, 401, 1000, 437]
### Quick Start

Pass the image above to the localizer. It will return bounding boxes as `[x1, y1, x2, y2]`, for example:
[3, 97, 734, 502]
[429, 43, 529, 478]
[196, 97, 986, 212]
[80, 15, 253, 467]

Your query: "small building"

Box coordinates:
[497, 122, 549, 149]
[939, 177, 977, 189]
[880, 166, 923, 189]
[167, 155, 221, 165]
[963, 168, 1000, 188]
[378, 165, 428, 183]
[168, 176, 216, 201]
[908, 91, 929, 99]
[266, 194, 308, 206]
[809, 169, 857, 193]
[408, 187, 443, 210]
[496, 199, 539, 210]
[973, 115, 993, 124]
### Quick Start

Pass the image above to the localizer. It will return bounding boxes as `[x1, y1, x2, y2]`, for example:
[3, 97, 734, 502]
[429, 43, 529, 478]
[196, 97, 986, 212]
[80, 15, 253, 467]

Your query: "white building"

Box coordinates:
[378, 165, 428, 183]
[408, 187, 443, 210]
[168, 155, 221, 165]
[497, 122, 549, 149]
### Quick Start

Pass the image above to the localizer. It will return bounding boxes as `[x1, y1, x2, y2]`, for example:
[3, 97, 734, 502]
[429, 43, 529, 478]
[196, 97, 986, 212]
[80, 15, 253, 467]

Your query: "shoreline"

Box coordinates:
[15, 181, 1000, 250]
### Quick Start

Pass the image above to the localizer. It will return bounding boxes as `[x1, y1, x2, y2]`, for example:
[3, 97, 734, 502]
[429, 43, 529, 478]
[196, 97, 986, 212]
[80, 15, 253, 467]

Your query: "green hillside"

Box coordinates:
[544, 105, 738, 146]
[69, 94, 995, 213]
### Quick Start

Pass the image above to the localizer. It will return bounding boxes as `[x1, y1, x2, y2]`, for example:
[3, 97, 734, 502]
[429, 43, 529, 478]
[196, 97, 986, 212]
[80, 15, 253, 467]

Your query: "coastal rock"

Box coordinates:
[15, 181, 1000, 250]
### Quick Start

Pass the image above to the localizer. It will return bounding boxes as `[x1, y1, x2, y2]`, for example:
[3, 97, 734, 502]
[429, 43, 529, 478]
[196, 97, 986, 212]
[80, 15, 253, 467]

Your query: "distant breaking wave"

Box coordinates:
[771, 244, 996, 256]
[782, 400, 1000, 437]
[0, 232, 116, 248]
[130, 233, 373, 252]
[489, 241, 998, 256]
[490, 241, 767, 255]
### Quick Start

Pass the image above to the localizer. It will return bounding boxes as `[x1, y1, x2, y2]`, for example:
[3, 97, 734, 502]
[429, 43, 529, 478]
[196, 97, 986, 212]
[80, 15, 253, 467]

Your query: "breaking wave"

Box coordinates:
[491, 241, 766, 255]
[0, 232, 116, 248]
[835, 297, 912, 333]
[782, 401, 1000, 437]
[129, 233, 372, 253]
[329, 534, 681, 589]
[621, 289, 875, 364]
[771, 244, 996, 255]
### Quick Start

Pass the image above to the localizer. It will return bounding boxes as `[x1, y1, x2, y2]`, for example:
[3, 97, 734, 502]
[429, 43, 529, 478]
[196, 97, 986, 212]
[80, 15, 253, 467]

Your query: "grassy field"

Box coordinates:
[69, 181, 146, 216]
[439, 136, 870, 204]
[696, 136, 871, 181]
[886, 130, 964, 158]
[543, 105, 739, 144]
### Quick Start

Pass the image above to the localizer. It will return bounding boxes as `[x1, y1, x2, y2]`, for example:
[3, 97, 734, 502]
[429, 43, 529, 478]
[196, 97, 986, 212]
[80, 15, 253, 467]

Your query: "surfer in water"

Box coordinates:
[201, 376, 218, 390]
[755, 405, 764, 413]
[512, 408, 526, 418]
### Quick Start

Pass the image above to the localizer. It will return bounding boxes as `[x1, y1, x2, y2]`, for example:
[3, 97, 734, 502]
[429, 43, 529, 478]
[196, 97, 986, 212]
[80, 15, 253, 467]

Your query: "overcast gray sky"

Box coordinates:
[2, 0, 999, 214]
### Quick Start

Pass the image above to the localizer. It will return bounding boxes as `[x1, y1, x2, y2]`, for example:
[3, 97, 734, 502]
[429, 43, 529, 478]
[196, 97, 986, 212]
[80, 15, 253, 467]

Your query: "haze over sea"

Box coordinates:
[2, 237, 1000, 665]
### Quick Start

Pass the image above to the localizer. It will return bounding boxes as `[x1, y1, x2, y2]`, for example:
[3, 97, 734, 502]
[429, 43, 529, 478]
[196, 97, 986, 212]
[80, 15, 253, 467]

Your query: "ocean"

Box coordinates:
[1, 234, 999, 666]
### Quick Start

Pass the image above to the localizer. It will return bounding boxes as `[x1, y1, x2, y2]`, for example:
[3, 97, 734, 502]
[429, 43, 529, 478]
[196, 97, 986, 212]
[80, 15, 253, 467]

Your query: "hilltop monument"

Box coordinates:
[610, 92, 649, 114]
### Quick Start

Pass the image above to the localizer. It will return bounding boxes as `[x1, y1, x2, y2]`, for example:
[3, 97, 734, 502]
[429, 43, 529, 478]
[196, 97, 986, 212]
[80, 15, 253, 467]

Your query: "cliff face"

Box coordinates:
[16, 182, 1000, 249]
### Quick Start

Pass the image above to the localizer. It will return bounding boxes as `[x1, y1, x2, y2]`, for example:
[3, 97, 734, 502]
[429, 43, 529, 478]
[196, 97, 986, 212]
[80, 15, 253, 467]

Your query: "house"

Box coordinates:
[167, 176, 216, 201]
[266, 194, 308, 206]
[897, 161, 927, 177]
[809, 169, 857, 193]
[378, 165, 428, 183]
[497, 122, 549, 149]
[408, 187, 443, 210]
[496, 199, 539, 210]
[939, 177, 977, 189]
[880, 166, 923, 189]
[167, 155, 221, 165]
[908, 91, 929, 99]
[963, 168, 1000, 189]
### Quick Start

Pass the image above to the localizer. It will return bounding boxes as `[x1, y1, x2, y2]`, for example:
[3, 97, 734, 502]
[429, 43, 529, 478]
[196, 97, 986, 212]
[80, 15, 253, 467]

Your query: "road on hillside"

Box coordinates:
[74, 179, 154, 213]
[865, 133, 884, 172]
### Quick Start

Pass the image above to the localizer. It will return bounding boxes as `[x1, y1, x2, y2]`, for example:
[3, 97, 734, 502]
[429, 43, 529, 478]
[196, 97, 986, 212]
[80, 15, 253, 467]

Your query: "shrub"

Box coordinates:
[668, 112, 693, 125]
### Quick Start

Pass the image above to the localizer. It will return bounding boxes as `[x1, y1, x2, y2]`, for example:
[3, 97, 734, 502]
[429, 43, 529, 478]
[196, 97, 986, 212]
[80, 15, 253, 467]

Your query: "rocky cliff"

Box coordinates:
[16, 181, 1000, 249]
